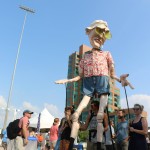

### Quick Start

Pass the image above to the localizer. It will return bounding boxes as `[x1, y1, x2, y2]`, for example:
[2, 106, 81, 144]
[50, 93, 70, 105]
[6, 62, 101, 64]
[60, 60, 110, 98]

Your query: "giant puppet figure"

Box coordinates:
[55, 20, 133, 150]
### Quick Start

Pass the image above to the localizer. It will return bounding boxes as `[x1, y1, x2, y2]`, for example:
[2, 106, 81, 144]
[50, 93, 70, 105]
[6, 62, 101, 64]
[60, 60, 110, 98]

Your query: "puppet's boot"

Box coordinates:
[68, 137, 75, 150]
[69, 122, 80, 150]
[97, 142, 102, 150]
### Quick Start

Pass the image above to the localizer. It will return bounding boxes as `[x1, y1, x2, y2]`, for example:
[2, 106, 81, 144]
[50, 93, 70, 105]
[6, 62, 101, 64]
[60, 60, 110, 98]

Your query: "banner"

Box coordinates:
[37, 113, 41, 133]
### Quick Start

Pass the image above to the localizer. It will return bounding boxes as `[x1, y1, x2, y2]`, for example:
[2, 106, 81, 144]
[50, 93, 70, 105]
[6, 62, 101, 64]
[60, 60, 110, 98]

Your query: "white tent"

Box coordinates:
[29, 108, 54, 129]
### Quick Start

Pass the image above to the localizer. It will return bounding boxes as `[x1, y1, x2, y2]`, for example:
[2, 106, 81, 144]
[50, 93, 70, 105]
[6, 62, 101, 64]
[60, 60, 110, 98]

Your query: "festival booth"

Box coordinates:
[29, 108, 54, 130]
[25, 108, 54, 150]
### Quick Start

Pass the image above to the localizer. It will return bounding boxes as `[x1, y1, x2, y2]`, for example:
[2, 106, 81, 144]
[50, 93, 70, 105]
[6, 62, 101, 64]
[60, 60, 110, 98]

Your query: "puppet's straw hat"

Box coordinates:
[85, 20, 112, 39]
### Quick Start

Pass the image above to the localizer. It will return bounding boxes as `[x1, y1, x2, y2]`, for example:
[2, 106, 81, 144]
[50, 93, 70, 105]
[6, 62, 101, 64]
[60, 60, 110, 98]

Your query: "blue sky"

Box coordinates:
[0, 0, 150, 128]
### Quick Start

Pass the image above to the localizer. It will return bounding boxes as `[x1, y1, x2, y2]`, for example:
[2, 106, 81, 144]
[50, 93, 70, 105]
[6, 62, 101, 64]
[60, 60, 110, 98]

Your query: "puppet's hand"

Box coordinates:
[121, 80, 129, 87]
[120, 74, 129, 86]
[55, 79, 69, 84]
[120, 74, 134, 89]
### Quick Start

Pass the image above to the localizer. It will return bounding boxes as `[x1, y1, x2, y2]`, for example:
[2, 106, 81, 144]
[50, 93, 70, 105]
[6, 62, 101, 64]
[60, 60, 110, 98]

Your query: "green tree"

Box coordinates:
[78, 130, 88, 142]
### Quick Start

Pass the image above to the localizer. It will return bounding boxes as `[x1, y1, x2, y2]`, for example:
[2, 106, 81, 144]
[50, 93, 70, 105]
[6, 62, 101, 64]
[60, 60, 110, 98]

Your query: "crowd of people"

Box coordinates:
[36, 102, 149, 150]
[0, 102, 149, 150]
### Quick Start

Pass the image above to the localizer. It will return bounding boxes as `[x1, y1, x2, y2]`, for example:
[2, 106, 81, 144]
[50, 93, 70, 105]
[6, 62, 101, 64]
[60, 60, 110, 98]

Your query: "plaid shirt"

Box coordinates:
[79, 50, 114, 77]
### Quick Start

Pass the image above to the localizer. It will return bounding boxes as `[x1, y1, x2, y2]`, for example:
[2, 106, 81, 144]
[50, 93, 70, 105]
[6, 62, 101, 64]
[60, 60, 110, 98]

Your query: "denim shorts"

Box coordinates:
[82, 76, 110, 97]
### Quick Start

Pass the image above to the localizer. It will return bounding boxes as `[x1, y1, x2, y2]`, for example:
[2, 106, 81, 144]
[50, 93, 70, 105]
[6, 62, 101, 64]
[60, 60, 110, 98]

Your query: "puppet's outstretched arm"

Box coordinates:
[109, 63, 134, 90]
[55, 76, 81, 84]
[109, 64, 121, 82]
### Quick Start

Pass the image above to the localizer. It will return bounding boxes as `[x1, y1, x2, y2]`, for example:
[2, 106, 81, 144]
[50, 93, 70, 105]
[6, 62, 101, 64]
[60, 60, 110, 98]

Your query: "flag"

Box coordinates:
[37, 113, 41, 133]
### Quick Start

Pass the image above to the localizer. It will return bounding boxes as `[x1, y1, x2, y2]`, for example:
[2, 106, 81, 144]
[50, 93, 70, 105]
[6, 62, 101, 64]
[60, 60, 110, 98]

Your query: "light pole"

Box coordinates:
[3, 6, 35, 129]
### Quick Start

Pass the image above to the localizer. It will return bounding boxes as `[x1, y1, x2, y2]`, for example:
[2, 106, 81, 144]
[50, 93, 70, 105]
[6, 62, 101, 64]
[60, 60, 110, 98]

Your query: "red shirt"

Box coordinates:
[18, 116, 30, 137]
[49, 124, 58, 141]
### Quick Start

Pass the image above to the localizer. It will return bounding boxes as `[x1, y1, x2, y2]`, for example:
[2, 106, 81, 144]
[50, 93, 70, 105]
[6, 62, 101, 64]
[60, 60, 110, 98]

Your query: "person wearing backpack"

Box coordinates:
[7, 109, 33, 150]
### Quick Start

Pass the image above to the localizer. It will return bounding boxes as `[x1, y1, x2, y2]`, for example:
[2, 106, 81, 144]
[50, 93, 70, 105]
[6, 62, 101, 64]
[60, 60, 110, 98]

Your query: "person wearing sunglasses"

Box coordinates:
[128, 104, 148, 150]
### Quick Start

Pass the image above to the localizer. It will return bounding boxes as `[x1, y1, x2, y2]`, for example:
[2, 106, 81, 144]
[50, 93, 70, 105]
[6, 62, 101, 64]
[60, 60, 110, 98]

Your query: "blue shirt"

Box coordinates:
[116, 120, 128, 143]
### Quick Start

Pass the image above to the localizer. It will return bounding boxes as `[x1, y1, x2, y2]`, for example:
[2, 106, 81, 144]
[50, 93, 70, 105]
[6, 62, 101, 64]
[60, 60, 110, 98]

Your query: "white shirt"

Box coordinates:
[105, 126, 115, 145]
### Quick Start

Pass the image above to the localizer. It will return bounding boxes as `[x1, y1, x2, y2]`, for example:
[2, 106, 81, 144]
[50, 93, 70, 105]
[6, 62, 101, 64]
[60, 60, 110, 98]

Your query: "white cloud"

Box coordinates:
[44, 103, 64, 119]
[22, 101, 64, 119]
[0, 96, 6, 107]
[121, 94, 150, 125]
[22, 101, 39, 113]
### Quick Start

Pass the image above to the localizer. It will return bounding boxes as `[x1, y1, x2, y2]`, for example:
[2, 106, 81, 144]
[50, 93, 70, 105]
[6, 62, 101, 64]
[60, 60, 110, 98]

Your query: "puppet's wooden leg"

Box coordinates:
[69, 95, 91, 150]
[96, 95, 108, 149]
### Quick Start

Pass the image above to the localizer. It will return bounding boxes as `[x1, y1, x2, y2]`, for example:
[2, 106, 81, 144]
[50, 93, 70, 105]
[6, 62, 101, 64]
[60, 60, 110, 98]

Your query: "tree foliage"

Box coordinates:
[78, 130, 88, 142]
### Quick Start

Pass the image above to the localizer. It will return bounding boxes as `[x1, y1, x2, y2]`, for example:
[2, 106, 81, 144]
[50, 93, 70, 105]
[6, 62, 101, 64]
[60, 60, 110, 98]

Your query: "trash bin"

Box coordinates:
[78, 144, 83, 150]
[28, 136, 37, 141]
[73, 143, 83, 150]
[25, 137, 37, 150]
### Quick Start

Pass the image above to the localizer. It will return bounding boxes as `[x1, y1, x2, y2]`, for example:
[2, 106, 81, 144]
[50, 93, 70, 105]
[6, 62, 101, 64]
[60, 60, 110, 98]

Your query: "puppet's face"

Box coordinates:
[88, 28, 106, 49]
[86, 20, 112, 49]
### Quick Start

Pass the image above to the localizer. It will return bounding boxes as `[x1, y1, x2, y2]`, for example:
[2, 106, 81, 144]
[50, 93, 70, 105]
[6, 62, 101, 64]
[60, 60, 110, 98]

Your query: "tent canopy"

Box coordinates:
[29, 108, 54, 129]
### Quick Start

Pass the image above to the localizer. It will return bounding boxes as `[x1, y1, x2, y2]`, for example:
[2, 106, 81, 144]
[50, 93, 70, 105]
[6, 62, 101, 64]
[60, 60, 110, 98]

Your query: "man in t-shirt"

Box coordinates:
[14, 109, 33, 150]
[116, 109, 129, 150]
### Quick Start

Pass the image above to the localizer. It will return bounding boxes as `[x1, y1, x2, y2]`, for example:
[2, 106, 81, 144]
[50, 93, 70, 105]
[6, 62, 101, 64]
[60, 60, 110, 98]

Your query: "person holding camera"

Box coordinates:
[80, 100, 108, 150]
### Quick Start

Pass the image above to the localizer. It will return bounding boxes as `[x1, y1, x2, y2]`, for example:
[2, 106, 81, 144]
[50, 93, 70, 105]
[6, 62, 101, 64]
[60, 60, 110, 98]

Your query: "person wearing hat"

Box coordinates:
[14, 109, 33, 150]
[55, 20, 129, 150]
